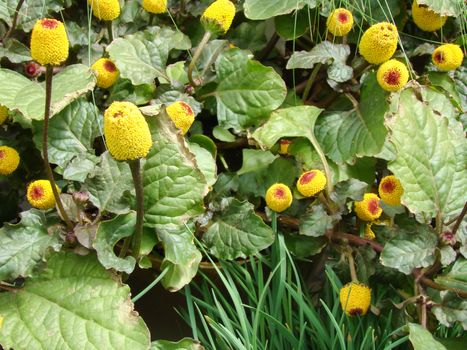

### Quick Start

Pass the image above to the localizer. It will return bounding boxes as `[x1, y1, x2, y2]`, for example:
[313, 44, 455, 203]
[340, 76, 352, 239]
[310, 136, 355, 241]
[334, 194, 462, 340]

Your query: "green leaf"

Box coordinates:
[416, 0, 462, 17]
[108, 79, 156, 106]
[252, 105, 323, 148]
[32, 98, 101, 172]
[228, 22, 267, 52]
[0, 64, 95, 121]
[158, 225, 202, 292]
[0, 209, 61, 281]
[0, 252, 151, 350]
[330, 179, 368, 207]
[0, 39, 31, 63]
[244, 0, 317, 20]
[407, 323, 447, 350]
[299, 204, 334, 237]
[93, 213, 137, 274]
[315, 72, 388, 164]
[144, 115, 208, 229]
[275, 9, 309, 41]
[84, 151, 133, 215]
[107, 27, 191, 85]
[386, 88, 467, 220]
[380, 220, 438, 274]
[151, 338, 203, 350]
[62, 154, 99, 182]
[212, 125, 236, 142]
[435, 259, 467, 292]
[428, 290, 467, 330]
[203, 198, 275, 260]
[287, 41, 353, 83]
[237, 149, 277, 175]
[285, 234, 327, 258]
[189, 143, 217, 187]
[213, 49, 287, 131]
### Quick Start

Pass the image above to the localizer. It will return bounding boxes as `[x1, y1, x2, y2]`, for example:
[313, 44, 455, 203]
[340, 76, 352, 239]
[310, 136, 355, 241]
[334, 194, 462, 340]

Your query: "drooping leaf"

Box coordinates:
[287, 41, 353, 83]
[416, 0, 462, 17]
[32, 98, 101, 175]
[203, 198, 275, 260]
[107, 27, 191, 85]
[407, 323, 447, 350]
[84, 151, 133, 215]
[144, 115, 208, 229]
[244, 0, 317, 20]
[213, 49, 287, 131]
[93, 213, 137, 274]
[0, 209, 61, 281]
[315, 72, 388, 164]
[386, 88, 467, 221]
[0, 252, 151, 350]
[380, 219, 438, 275]
[0, 64, 95, 121]
[158, 225, 201, 292]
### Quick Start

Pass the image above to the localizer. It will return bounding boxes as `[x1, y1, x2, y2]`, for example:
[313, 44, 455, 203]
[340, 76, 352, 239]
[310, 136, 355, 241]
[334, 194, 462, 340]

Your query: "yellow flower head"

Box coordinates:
[265, 183, 293, 213]
[297, 169, 327, 197]
[376, 59, 409, 92]
[0, 146, 20, 176]
[412, 1, 447, 32]
[27, 180, 59, 210]
[364, 223, 376, 240]
[378, 175, 404, 206]
[104, 101, 152, 161]
[354, 193, 382, 221]
[359, 22, 398, 64]
[142, 0, 167, 14]
[166, 101, 195, 135]
[91, 58, 119, 89]
[201, 0, 236, 36]
[340, 282, 372, 316]
[30, 18, 69, 66]
[88, 0, 120, 21]
[279, 139, 292, 155]
[326, 8, 354, 37]
[0, 105, 8, 125]
[432, 44, 464, 71]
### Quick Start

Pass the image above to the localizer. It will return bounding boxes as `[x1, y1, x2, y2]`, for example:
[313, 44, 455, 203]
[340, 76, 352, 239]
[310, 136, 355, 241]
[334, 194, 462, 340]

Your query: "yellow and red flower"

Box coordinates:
[376, 59, 409, 92]
[88, 0, 120, 21]
[91, 58, 119, 89]
[326, 8, 354, 36]
[104, 101, 152, 161]
[354, 193, 382, 221]
[411, 1, 447, 32]
[378, 175, 404, 206]
[279, 139, 292, 155]
[30, 18, 69, 66]
[296, 170, 327, 197]
[432, 44, 464, 71]
[359, 22, 398, 64]
[27, 180, 59, 210]
[340, 282, 372, 316]
[265, 183, 293, 213]
[0, 146, 20, 176]
[201, 0, 236, 36]
[166, 101, 195, 135]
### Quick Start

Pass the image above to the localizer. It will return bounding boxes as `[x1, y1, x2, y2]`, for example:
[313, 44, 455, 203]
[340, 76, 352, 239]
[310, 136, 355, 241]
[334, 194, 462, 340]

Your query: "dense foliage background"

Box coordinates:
[0, 0, 466, 349]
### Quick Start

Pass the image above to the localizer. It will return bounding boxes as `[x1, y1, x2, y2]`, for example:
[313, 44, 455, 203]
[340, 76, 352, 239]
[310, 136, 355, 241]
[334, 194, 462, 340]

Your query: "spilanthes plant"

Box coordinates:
[91, 58, 119, 89]
[265, 183, 293, 213]
[26, 180, 59, 210]
[296, 169, 327, 197]
[376, 59, 409, 92]
[378, 175, 404, 206]
[326, 8, 354, 37]
[354, 193, 383, 221]
[432, 44, 464, 71]
[411, 1, 447, 32]
[0, 146, 20, 176]
[359, 22, 398, 64]
[165, 101, 195, 135]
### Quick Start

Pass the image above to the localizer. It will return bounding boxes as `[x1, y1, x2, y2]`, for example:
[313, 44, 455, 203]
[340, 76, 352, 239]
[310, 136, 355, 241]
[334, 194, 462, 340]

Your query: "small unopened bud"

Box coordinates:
[441, 231, 456, 246]
[24, 61, 41, 77]
[73, 191, 89, 204]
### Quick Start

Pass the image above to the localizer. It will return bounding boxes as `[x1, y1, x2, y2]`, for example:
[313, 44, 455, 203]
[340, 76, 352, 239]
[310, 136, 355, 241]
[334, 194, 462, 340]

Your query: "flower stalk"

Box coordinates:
[129, 159, 144, 260]
[188, 31, 211, 87]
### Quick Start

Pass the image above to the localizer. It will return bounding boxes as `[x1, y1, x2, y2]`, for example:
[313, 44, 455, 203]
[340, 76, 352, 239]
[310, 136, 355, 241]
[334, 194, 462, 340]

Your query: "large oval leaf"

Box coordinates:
[244, 0, 317, 20]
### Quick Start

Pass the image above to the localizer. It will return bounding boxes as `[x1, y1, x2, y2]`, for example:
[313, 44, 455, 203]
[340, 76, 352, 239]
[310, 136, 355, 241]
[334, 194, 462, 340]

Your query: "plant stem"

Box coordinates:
[347, 252, 358, 282]
[106, 21, 114, 43]
[450, 201, 467, 236]
[129, 159, 144, 260]
[2, 0, 25, 41]
[435, 211, 443, 235]
[302, 63, 322, 102]
[307, 132, 333, 194]
[256, 32, 280, 61]
[188, 31, 211, 87]
[43, 65, 73, 230]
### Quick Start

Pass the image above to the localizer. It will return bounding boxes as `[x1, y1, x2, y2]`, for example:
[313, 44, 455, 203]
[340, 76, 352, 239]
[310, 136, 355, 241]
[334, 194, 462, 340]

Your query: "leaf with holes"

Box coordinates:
[0, 252, 151, 350]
